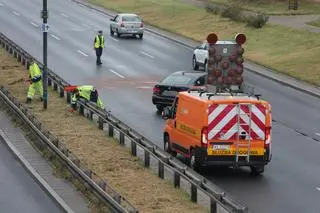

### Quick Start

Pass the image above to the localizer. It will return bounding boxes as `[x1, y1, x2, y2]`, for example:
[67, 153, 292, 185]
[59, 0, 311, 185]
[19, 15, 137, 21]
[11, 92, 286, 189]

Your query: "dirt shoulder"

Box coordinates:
[0, 49, 207, 213]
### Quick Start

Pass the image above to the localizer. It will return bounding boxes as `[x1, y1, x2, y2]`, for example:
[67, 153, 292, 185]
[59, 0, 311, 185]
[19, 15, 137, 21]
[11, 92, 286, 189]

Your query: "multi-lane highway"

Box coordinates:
[0, 137, 63, 213]
[1, 0, 320, 212]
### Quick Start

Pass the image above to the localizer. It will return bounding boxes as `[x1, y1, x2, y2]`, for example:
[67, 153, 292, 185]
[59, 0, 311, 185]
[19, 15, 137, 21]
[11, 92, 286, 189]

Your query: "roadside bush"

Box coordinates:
[221, 6, 245, 22]
[205, 1, 269, 28]
[246, 13, 269, 28]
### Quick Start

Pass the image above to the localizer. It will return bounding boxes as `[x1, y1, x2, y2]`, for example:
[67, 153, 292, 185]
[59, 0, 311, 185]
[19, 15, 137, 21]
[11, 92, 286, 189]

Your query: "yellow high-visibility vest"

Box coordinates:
[94, 35, 104, 48]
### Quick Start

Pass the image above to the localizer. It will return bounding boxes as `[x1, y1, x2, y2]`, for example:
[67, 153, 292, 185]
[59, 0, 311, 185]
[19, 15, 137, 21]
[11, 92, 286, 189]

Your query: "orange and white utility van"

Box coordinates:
[162, 89, 272, 175]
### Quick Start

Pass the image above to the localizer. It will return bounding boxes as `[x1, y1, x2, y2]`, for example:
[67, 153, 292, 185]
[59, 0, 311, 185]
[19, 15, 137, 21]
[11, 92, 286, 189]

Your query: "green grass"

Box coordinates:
[208, 0, 320, 15]
[89, 0, 320, 86]
[307, 18, 320, 27]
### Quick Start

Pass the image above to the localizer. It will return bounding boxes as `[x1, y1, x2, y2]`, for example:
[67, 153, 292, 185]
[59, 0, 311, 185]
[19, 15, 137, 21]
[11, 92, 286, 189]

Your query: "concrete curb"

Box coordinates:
[70, 0, 320, 99]
[0, 129, 75, 213]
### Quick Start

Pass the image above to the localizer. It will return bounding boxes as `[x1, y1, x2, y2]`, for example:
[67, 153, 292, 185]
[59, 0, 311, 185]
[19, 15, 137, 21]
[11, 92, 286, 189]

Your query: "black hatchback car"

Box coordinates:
[152, 71, 206, 111]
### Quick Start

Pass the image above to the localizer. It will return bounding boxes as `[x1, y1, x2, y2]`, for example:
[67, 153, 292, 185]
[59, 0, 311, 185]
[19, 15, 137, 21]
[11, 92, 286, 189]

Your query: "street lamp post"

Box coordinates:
[41, 0, 48, 109]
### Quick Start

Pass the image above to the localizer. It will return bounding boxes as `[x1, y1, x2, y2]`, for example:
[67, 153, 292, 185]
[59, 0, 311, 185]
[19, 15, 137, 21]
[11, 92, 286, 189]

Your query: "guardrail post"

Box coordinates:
[53, 81, 58, 91]
[67, 92, 71, 104]
[13, 50, 17, 58]
[84, 170, 92, 178]
[17, 53, 21, 62]
[120, 132, 125, 146]
[191, 183, 197, 203]
[174, 171, 180, 188]
[48, 77, 52, 87]
[144, 151, 150, 168]
[59, 87, 64, 98]
[79, 105, 84, 116]
[131, 141, 137, 156]
[108, 123, 114, 137]
[98, 117, 103, 130]
[210, 197, 217, 213]
[158, 161, 164, 179]
[97, 181, 107, 191]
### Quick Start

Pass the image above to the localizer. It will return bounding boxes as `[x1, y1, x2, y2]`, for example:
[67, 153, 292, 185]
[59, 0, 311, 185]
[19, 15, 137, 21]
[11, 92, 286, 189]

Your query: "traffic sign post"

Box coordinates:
[41, 0, 48, 109]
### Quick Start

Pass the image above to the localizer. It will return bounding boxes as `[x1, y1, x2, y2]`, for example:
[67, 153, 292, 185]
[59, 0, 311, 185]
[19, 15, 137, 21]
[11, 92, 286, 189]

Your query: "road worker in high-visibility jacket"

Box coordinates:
[26, 60, 43, 104]
[70, 85, 105, 111]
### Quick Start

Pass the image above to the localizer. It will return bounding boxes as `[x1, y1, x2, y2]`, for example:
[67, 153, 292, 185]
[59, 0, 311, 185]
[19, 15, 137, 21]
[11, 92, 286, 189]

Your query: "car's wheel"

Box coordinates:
[156, 105, 164, 112]
[110, 28, 114, 36]
[250, 165, 265, 175]
[192, 55, 199, 70]
[116, 29, 121, 37]
[138, 33, 143, 39]
[204, 60, 208, 73]
[164, 134, 177, 157]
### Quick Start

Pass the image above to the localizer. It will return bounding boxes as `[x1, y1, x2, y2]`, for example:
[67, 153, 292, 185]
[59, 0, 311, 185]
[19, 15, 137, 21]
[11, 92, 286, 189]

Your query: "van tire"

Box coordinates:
[250, 165, 265, 175]
[189, 149, 202, 171]
[164, 134, 177, 157]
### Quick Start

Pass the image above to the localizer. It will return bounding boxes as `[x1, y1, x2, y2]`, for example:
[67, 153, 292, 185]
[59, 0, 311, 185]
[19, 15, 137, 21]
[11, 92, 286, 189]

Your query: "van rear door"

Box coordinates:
[207, 103, 267, 157]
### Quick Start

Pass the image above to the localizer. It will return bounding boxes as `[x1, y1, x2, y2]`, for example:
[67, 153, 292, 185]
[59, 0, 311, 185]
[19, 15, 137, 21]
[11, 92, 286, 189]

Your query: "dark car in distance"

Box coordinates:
[152, 71, 206, 111]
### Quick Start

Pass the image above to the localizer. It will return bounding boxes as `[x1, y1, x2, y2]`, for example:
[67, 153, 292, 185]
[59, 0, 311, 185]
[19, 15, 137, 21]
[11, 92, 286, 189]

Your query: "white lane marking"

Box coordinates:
[12, 11, 20, 16]
[110, 37, 118, 42]
[82, 23, 90, 27]
[30, 21, 39, 27]
[77, 50, 88, 57]
[50, 34, 61, 41]
[316, 187, 320, 191]
[136, 86, 153, 89]
[60, 13, 69, 18]
[108, 69, 125, 78]
[315, 132, 320, 137]
[0, 3, 4, 7]
[140, 51, 154, 59]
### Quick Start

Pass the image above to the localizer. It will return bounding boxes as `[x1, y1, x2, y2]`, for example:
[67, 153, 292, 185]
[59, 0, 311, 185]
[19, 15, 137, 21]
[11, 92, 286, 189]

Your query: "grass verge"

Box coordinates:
[207, 0, 320, 15]
[88, 0, 320, 86]
[0, 48, 207, 213]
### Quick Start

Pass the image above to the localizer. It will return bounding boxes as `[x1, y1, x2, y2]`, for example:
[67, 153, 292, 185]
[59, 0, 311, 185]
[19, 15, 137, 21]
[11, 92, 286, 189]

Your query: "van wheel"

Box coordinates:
[250, 165, 265, 175]
[110, 28, 114, 36]
[189, 149, 202, 171]
[164, 134, 177, 157]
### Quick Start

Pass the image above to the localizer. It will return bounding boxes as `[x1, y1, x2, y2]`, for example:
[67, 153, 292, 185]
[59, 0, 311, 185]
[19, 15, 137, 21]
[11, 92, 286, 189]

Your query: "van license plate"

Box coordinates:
[213, 145, 230, 150]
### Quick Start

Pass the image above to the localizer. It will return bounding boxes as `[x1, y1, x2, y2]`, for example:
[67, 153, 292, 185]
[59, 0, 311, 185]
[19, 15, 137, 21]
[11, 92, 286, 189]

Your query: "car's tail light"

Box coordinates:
[120, 22, 124, 27]
[264, 126, 271, 149]
[140, 22, 144, 28]
[153, 86, 160, 94]
[201, 127, 208, 148]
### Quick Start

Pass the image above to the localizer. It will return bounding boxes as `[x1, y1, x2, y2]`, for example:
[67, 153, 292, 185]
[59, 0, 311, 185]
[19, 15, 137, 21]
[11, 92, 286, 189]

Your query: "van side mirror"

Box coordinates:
[110, 18, 114, 21]
[162, 107, 172, 120]
[254, 94, 262, 100]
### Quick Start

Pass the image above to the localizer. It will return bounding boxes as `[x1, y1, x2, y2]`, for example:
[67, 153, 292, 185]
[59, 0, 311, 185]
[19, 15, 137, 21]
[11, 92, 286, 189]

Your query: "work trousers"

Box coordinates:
[27, 80, 43, 99]
[95, 47, 103, 64]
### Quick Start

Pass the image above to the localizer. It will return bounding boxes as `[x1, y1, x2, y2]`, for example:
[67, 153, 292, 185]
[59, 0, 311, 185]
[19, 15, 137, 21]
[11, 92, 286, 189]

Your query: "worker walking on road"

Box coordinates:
[64, 85, 105, 112]
[26, 60, 43, 104]
[94, 30, 105, 65]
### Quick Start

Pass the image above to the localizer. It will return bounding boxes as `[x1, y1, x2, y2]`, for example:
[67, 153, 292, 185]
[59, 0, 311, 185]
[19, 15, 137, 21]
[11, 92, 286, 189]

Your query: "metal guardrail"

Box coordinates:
[0, 32, 249, 213]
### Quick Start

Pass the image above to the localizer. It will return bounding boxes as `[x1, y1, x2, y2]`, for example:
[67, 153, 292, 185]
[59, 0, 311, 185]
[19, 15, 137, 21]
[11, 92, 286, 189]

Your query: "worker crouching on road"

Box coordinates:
[65, 85, 105, 112]
[26, 60, 43, 104]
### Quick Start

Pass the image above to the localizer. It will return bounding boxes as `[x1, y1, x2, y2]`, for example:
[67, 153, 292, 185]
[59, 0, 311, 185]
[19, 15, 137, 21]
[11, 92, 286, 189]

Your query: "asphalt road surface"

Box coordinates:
[1, 0, 320, 212]
[0, 137, 63, 213]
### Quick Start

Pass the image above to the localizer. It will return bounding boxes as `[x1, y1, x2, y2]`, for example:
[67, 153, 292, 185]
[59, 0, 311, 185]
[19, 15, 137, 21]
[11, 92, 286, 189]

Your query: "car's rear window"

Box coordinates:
[122, 16, 141, 22]
[161, 75, 193, 85]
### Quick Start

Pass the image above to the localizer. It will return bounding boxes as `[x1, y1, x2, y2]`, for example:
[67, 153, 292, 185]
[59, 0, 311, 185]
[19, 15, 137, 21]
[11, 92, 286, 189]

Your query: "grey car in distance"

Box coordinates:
[109, 13, 144, 39]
